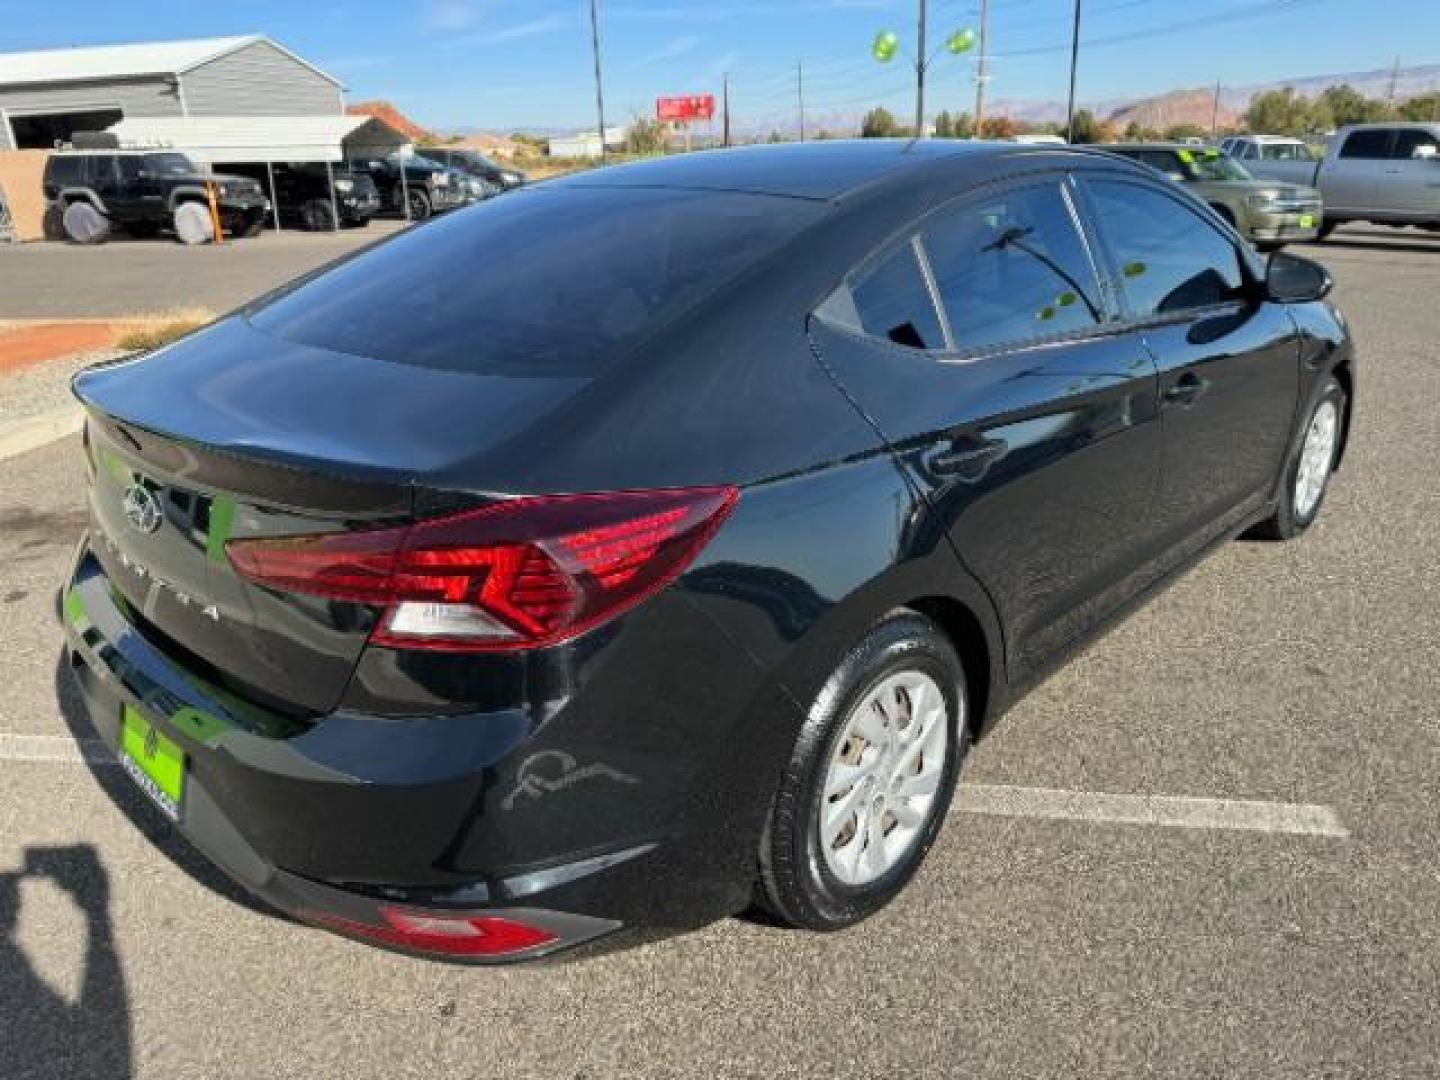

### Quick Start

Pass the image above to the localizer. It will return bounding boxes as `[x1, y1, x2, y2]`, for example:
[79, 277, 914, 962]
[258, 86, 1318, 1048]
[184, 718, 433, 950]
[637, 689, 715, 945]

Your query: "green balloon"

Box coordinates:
[946, 27, 976, 54]
[872, 30, 899, 63]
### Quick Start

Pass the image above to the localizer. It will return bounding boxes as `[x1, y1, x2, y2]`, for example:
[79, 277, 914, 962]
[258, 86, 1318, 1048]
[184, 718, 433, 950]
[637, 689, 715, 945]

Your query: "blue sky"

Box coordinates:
[2, 0, 1435, 131]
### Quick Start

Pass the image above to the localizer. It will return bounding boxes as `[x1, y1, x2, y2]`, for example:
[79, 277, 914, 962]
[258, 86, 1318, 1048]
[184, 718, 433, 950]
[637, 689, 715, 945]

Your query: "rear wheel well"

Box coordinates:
[906, 596, 991, 739]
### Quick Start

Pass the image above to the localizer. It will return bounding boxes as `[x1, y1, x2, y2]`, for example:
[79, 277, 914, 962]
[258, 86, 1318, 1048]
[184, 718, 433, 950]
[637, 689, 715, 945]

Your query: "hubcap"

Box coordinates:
[1294, 399, 1339, 520]
[819, 671, 951, 886]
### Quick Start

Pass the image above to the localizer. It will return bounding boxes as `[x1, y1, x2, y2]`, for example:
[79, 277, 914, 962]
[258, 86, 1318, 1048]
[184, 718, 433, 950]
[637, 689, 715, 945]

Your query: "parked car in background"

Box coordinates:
[358, 153, 465, 221]
[1099, 142, 1322, 248]
[419, 147, 527, 193]
[224, 163, 380, 231]
[43, 146, 269, 242]
[1221, 134, 1319, 184]
[1228, 123, 1440, 237]
[63, 141, 1353, 961]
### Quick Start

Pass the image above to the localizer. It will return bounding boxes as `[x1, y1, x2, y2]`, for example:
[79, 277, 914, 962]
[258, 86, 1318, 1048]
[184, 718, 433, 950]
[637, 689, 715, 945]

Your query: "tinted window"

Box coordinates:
[1339, 130, 1392, 159]
[1391, 129, 1440, 160]
[922, 183, 1101, 351]
[824, 242, 946, 349]
[117, 156, 143, 181]
[1085, 179, 1246, 318]
[47, 156, 83, 186]
[251, 187, 820, 375]
[1138, 150, 1182, 174]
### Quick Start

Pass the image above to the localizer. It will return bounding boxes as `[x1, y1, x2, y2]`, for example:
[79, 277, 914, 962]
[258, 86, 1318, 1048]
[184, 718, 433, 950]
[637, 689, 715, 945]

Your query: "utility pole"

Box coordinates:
[588, 0, 608, 162]
[1210, 79, 1221, 137]
[1064, 0, 1081, 142]
[973, 0, 990, 136]
[722, 71, 731, 147]
[796, 60, 806, 142]
[915, 0, 928, 136]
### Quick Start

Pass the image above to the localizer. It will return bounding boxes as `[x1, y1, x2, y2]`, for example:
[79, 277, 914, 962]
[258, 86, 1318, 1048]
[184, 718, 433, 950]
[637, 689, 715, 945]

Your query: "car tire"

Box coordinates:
[406, 189, 432, 221]
[241, 215, 266, 239]
[301, 199, 335, 232]
[756, 610, 968, 931]
[1316, 218, 1339, 241]
[1248, 375, 1346, 542]
[173, 202, 214, 245]
[62, 201, 109, 244]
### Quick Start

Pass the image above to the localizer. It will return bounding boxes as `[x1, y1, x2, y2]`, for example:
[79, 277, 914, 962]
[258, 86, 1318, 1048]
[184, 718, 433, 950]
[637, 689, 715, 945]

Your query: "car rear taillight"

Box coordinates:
[225, 487, 738, 651]
[304, 907, 557, 957]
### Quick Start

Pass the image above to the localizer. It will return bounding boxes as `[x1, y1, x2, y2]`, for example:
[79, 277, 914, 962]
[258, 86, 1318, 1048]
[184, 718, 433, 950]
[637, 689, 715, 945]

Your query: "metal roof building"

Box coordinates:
[0, 35, 346, 151]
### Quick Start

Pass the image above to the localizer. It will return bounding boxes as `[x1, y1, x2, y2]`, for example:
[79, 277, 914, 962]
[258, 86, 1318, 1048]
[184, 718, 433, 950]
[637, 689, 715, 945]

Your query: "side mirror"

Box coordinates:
[1266, 251, 1332, 303]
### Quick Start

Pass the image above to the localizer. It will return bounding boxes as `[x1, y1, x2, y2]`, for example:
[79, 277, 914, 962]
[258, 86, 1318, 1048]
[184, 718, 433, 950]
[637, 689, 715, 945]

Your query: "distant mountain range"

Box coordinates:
[449, 61, 1440, 142]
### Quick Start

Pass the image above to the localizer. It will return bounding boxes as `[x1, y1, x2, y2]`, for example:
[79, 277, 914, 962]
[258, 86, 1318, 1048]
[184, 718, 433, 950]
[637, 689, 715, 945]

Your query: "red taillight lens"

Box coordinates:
[225, 487, 738, 651]
[304, 907, 557, 957]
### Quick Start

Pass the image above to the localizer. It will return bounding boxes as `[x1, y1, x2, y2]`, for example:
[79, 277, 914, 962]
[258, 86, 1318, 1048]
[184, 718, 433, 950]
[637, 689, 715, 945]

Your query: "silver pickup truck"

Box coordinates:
[1223, 123, 1440, 237]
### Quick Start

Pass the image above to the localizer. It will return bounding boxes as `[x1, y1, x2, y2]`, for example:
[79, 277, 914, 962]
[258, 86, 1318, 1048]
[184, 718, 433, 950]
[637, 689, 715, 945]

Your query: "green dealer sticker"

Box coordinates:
[120, 705, 185, 821]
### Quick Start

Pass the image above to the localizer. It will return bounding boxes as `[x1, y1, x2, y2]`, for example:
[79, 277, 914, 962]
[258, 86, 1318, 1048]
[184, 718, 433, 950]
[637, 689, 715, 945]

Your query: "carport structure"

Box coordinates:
[106, 113, 409, 231]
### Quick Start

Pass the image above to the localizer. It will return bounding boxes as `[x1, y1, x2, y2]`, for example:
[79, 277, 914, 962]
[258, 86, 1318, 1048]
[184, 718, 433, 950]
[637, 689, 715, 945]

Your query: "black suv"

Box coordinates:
[358, 153, 466, 221]
[224, 162, 380, 231]
[416, 148, 526, 194]
[43, 149, 269, 241]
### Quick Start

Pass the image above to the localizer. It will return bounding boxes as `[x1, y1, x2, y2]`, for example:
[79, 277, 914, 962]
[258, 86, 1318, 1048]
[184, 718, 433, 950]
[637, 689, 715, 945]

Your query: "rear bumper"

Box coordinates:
[60, 538, 785, 959]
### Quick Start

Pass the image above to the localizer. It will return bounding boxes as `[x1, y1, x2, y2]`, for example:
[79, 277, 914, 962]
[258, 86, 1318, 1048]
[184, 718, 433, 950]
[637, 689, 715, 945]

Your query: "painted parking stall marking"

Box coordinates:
[957, 784, 1349, 838]
[3, 732, 1349, 838]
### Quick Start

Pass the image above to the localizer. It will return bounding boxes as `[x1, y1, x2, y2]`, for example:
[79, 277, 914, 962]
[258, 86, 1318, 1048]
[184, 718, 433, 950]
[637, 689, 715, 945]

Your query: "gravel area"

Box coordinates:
[0, 348, 126, 425]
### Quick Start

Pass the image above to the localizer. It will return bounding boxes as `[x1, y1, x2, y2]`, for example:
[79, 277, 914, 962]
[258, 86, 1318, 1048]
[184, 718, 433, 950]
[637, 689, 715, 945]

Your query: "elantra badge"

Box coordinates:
[121, 483, 163, 535]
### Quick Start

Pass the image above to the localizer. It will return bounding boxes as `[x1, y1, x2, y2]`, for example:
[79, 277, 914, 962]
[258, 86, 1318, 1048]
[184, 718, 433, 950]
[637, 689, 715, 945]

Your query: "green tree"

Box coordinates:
[933, 110, 954, 138]
[767, 129, 785, 143]
[1245, 88, 1313, 135]
[952, 111, 975, 138]
[1068, 108, 1105, 143]
[1399, 92, 1440, 121]
[1317, 83, 1393, 127]
[861, 107, 900, 138]
[625, 117, 667, 154]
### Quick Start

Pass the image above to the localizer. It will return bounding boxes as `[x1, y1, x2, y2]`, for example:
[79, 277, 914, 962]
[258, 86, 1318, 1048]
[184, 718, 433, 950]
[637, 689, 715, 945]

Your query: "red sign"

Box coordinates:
[657, 95, 715, 122]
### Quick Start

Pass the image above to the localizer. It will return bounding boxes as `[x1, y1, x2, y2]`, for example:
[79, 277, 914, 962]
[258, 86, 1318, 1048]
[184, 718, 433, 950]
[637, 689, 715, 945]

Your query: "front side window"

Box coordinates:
[47, 156, 83, 186]
[1084, 178, 1246, 319]
[1391, 129, 1440, 160]
[922, 182, 1102, 351]
[1339, 130, 1392, 159]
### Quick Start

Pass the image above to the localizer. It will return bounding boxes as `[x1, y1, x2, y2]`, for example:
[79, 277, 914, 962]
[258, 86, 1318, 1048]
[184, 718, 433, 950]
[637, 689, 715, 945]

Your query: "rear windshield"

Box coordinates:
[249, 186, 819, 375]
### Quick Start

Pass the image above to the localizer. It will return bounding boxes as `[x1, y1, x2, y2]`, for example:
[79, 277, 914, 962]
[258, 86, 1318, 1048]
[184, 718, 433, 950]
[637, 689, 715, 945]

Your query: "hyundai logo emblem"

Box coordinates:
[121, 483, 163, 535]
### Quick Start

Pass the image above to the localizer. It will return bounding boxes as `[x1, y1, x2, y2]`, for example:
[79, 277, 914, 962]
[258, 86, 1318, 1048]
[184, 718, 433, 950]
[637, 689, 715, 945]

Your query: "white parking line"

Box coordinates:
[0, 405, 83, 460]
[958, 784, 1349, 838]
[1, 733, 1350, 838]
[0, 732, 112, 764]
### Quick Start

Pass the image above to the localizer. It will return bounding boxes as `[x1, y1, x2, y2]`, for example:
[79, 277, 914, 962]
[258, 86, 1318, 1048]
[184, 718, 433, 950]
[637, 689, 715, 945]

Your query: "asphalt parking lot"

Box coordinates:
[0, 220, 407, 318]
[1, 225, 1438, 1078]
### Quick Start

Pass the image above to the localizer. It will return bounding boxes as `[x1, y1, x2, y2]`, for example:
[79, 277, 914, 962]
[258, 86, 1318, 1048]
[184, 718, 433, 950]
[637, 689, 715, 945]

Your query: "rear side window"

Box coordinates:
[820, 242, 946, 350]
[1083, 178, 1246, 318]
[250, 187, 820, 375]
[922, 182, 1102, 351]
[1391, 129, 1440, 160]
[1339, 130, 1392, 159]
[47, 156, 83, 187]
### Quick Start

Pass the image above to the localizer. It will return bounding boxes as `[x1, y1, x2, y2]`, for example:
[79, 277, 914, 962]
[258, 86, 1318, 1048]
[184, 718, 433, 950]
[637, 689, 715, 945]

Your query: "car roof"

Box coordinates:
[1338, 121, 1440, 131]
[550, 139, 1112, 201]
[1100, 143, 1205, 152]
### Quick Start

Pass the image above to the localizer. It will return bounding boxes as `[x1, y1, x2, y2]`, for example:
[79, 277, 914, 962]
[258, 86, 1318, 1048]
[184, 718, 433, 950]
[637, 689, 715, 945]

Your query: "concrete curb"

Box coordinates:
[0, 404, 82, 460]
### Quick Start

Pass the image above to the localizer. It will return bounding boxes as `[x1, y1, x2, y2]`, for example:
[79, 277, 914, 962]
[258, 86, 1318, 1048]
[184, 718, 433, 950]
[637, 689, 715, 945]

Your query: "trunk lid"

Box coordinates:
[72, 317, 590, 715]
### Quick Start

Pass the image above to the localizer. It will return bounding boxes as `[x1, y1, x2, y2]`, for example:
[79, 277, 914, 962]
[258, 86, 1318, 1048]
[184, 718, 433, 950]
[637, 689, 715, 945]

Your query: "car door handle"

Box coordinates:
[1163, 374, 1208, 407]
[929, 436, 1009, 480]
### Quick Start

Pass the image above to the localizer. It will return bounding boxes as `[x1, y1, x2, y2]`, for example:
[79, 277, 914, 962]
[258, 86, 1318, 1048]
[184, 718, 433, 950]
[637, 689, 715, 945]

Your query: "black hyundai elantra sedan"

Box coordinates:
[61, 140, 1353, 961]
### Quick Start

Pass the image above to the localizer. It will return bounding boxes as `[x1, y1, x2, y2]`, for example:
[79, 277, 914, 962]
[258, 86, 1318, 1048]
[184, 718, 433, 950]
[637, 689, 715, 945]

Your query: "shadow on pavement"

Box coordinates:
[53, 649, 276, 918]
[0, 844, 131, 1079]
